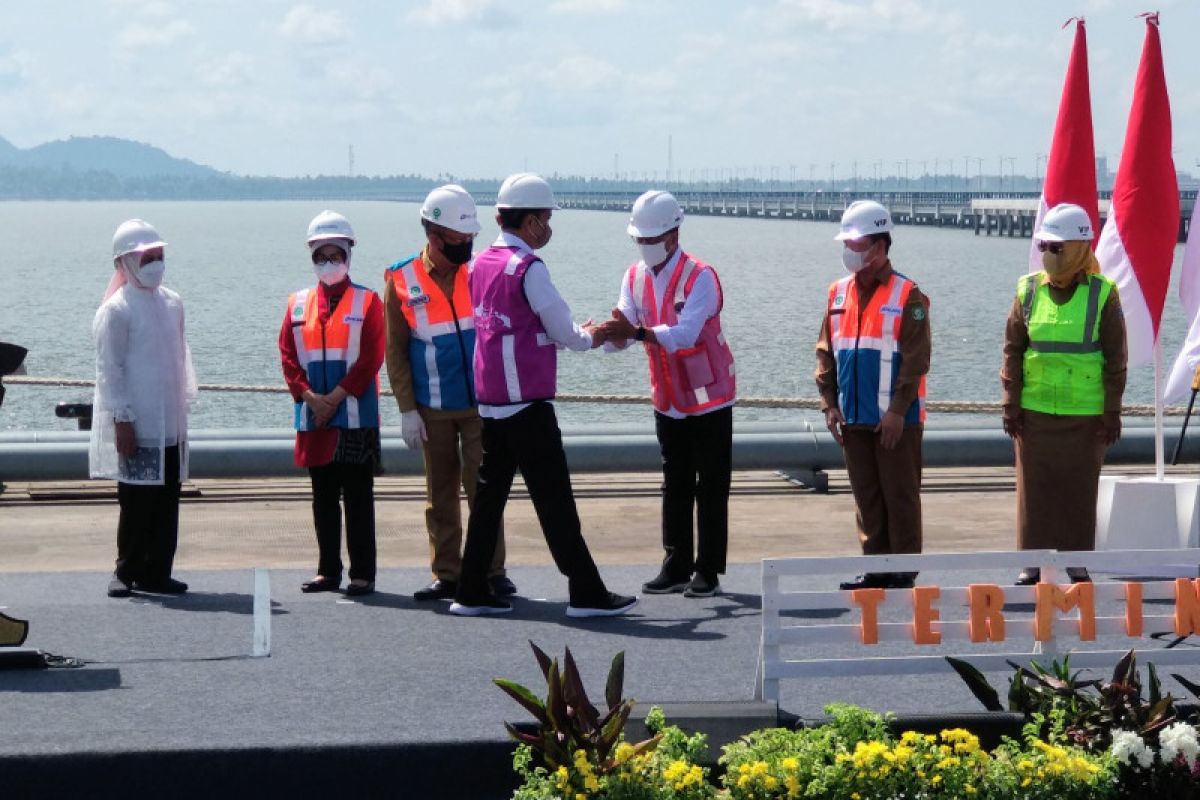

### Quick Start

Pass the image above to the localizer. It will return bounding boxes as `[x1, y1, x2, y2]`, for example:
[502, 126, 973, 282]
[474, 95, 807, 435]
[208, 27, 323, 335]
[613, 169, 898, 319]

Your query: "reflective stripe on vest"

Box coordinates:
[288, 284, 379, 431]
[1017, 272, 1111, 416]
[827, 272, 926, 426]
[387, 255, 476, 410]
[629, 252, 736, 414]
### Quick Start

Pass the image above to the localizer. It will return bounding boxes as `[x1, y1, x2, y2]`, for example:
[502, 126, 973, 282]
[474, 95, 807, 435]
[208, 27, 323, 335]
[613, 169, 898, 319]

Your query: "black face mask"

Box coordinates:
[441, 239, 473, 265]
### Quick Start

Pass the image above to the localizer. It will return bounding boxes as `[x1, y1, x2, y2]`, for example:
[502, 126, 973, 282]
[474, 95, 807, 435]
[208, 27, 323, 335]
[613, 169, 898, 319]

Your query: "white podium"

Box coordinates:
[1096, 476, 1200, 555]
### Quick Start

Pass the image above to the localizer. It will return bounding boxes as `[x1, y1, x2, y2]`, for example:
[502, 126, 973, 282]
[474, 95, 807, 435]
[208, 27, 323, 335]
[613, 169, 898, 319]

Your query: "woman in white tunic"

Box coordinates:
[90, 219, 196, 598]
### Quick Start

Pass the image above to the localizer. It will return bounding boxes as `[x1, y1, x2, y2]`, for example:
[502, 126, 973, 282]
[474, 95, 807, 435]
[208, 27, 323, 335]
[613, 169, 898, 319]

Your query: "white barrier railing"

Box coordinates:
[757, 549, 1200, 702]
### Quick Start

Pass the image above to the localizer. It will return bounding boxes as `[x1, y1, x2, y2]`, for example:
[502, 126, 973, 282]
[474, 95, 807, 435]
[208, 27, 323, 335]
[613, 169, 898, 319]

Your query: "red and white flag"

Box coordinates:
[1096, 14, 1179, 368]
[1029, 18, 1098, 273]
[1164, 199, 1200, 402]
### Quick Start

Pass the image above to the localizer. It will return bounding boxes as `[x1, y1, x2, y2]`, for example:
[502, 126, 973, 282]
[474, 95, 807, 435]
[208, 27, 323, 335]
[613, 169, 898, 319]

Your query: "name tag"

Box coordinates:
[405, 295, 430, 308]
[881, 305, 903, 314]
[343, 315, 366, 323]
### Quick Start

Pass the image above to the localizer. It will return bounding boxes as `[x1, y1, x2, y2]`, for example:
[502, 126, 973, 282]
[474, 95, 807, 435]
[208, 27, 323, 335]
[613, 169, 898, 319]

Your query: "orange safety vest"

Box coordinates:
[386, 254, 476, 410]
[626, 252, 736, 415]
[826, 271, 926, 426]
[288, 284, 380, 431]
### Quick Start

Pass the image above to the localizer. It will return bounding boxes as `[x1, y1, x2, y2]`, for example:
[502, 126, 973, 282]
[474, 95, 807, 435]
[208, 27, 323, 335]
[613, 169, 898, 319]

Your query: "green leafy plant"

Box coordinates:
[947, 650, 1194, 751]
[495, 641, 660, 772]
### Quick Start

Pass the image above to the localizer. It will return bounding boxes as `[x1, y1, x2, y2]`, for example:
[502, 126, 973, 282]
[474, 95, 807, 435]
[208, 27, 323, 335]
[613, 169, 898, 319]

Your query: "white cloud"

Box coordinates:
[197, 51, 254, 88]
[115, 19, 194, 48]
[405, 0, 515, 28]
[278, 4, 350, 44]
[547, 55, 621, 92]
[548, 0, 627, 15]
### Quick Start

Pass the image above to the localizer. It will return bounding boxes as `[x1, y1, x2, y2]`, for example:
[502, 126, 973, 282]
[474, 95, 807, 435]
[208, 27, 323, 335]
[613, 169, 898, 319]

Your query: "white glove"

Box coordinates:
[401, 410, 427, 450]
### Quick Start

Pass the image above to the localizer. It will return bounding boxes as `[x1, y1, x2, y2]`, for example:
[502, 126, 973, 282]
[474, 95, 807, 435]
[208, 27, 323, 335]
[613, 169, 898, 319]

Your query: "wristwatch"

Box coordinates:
[634, 326, 646, 342]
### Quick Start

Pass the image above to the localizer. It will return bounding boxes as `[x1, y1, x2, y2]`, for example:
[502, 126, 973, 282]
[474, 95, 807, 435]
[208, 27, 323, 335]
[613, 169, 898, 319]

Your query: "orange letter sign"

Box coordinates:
[968, 584, 1006, 642]
[852, 588, 885, 645]
[1034, 582, 1096, 641]
[911, 586, 941, 645]
[1124, 582, 1144, 638]
[1174, 578, 1200, 637]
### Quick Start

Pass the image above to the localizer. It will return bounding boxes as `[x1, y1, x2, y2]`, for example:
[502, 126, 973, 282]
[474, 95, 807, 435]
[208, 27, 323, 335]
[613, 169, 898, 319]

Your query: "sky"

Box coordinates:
[2, 0, 1199, 180]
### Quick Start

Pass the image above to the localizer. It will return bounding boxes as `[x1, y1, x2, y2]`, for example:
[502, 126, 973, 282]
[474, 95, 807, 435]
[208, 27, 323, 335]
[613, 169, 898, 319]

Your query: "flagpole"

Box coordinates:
[1155, 336, 1165, 479]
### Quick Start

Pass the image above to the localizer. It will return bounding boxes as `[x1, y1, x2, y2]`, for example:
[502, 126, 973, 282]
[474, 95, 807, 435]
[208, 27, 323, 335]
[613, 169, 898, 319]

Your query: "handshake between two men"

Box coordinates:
[583, 309, 654, 348]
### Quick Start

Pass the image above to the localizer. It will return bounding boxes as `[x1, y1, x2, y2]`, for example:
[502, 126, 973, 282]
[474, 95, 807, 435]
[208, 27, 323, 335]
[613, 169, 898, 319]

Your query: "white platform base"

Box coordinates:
[1096, 475, 1200, 557]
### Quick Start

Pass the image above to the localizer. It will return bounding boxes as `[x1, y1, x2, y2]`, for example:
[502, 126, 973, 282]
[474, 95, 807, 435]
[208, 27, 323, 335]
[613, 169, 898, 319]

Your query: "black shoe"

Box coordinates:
[345, 580, 375, 597]
[301, 576, 341, 593]
[135, 577, 188, 595]
[683, 573, 721, 598]
[641, 572, 690, 594]
[1015, 569, 1040, 586]
[839, 573, 891, 591]
[567, 592, 639, 618]
[489, 575, 518, 597]
[889, 572, 917, 589]
[1067, 567, 1091, 584]
[449, 594, 512, 616]
[414, 578, 457, 601]
[107, 574, 132, 598]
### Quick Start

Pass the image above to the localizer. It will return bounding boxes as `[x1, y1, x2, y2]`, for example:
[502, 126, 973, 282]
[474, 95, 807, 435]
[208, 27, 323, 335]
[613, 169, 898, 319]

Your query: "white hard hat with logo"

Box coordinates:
[495, 173, 559, 210]
[306, 210, 356, 247]
[627, 190, 684, 238]
[421, 184, 481, 235]
[112, 219, 166, 258]
[835, 200, 894, 241]
[1036, 203, 1094, 242]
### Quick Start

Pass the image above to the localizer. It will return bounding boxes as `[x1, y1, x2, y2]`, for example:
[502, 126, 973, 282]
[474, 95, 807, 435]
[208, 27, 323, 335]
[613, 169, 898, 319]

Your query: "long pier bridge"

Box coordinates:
[550, 190, 1197, 242]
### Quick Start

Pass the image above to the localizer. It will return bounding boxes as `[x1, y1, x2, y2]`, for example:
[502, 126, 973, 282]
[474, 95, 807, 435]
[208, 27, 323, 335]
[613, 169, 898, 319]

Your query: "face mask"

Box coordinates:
[314, 260, 349, 286]
[441, 239, 473, 266]
[1042, 241, 1090, 287]
[841, 246, 869, 274]
[134, 259, 165, 288]
[637, 240, 669, 267]
[531, 216, 552, 248]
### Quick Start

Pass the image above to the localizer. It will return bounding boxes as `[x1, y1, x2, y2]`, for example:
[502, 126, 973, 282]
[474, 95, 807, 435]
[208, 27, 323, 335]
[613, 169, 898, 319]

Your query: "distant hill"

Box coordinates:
[0, 135, 221, 179]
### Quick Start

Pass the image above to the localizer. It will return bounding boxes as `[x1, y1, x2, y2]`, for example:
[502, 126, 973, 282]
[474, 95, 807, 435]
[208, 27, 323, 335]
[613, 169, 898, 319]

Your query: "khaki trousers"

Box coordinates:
[841, 426, 924, 556]
[420, 409, 505, 581]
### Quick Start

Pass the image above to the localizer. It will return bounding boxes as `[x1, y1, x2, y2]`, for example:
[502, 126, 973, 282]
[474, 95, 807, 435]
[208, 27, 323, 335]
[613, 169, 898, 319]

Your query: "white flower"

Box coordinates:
[1158, 722, 1200, 769]
[1111, 730, 1155, 770]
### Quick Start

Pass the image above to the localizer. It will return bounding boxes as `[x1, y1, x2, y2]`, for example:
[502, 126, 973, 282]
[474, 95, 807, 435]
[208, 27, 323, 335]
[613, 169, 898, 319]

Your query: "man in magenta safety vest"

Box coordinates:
[815, 200, 930, 591]
[601, 190, 736, 598]
[449, 173, 638, 619]
[384, 185, 514, 602]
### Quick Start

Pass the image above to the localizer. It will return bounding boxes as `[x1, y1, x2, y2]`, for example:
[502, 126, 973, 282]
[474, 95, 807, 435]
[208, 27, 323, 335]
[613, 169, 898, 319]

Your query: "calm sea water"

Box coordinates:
[0, 200, 1187, 432]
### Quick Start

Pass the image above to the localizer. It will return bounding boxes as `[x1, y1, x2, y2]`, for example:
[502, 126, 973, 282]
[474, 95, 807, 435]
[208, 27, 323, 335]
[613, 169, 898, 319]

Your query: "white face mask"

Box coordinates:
[637, 240, 670, 267]
[134, 259, 166, 288]
[841, 246, 869, 274]
[314, 261, 349, 286]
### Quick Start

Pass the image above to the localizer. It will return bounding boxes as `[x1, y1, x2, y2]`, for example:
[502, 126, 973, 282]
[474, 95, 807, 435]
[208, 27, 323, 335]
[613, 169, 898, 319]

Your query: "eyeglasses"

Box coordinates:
[1036, 242, 1065, 254]
[311, 249, 346, 265]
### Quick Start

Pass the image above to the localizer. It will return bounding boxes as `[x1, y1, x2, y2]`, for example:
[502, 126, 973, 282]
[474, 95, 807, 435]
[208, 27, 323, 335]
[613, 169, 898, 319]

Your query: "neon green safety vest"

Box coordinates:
[1017, 272, 1113, 416]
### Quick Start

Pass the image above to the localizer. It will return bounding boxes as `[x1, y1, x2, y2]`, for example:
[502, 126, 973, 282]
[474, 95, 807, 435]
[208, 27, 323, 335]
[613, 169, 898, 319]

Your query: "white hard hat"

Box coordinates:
[495, 173, 559, 210]
[420, 184, 481, 235]
[835, 200, 893, 241]
[306, 210, 356, 247]
[627, 190, 684, 238]
[1036, 203, 1094, 242]
[112, 219, 166, 258]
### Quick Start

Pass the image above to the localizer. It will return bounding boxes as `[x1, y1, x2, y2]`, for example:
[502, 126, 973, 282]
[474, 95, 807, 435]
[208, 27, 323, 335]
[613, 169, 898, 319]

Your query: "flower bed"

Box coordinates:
[499, 644, 1200, 799]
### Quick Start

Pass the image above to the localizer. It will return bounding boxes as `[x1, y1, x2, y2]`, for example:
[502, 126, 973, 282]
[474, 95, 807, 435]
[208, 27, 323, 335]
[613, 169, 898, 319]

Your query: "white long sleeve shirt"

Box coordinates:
[478, 231, 593, 420]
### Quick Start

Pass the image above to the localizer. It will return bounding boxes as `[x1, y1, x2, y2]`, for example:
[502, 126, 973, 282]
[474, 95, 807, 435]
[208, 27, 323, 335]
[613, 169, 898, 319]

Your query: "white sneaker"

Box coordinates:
[449, 596, 512, 616]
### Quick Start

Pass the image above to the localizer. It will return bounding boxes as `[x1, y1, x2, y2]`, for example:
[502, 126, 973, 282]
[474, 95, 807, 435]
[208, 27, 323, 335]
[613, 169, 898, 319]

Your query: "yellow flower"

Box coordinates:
[781, 757, 799, 772]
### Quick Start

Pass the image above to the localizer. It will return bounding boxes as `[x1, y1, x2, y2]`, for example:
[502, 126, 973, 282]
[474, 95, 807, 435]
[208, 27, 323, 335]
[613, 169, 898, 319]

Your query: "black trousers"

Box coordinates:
[308, 462, 377, 582]
[655, 406, 732, 580]
[459, 402, 607, 604]
[115, 445, 181, 584]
